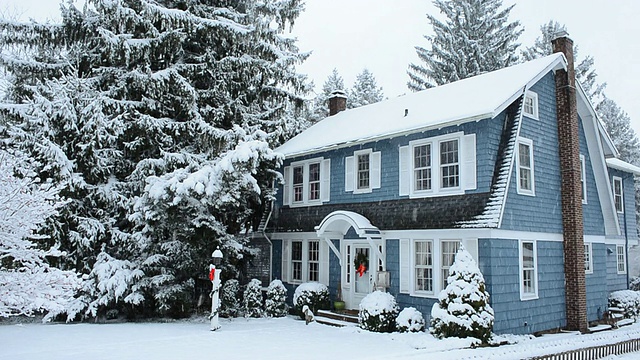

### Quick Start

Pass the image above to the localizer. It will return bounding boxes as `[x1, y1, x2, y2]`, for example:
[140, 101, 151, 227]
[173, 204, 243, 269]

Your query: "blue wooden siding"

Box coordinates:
[501, 72, 564, 233]
[586, 243, 608, 321]
[608, 168, 638, 242]
[579, 117, 606, 235]
[606, 244, 628, 293]
[478, 238, 566, 334]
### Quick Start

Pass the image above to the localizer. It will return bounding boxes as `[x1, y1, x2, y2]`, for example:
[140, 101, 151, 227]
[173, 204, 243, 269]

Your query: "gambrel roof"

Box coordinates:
[278, 53, 568, 157]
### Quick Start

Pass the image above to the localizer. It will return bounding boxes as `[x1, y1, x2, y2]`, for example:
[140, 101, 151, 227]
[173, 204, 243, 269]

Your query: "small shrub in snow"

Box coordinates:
[220, 279, 241, 318]
[243, 279, 264, 318]
[396, 307, 425, 333]
[358, 291, 399, 333]
[265, 279, 288, 317]
[293, 282, 330, 319]
[431, 246, 494, 343]
[629, 277, 640, 292]
[609, 290, 640, 319]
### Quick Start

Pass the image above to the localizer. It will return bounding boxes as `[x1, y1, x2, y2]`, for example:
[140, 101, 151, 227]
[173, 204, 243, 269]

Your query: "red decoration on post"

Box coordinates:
[209, 268, 215, 281]
[357, 263, 366, 277]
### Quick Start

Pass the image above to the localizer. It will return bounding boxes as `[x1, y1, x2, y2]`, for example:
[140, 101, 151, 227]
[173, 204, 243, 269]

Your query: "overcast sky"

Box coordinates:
[3, 0, 640, 135]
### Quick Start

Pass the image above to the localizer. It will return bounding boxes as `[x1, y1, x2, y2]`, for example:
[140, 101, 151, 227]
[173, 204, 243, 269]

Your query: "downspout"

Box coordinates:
[623, 174, 631, 288]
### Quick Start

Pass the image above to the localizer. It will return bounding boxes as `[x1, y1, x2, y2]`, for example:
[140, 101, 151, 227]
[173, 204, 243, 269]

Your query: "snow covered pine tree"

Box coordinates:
[347, 69, 384, 109]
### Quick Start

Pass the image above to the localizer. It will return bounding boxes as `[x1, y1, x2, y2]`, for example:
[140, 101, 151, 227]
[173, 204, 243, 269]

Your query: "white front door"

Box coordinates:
[345, 244, 374, 309]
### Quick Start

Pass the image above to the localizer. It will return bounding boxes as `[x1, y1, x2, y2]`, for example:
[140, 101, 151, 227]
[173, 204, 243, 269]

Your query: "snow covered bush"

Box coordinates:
[431, 246, 494, 343]
[358, 291, 399, 333]
[220, 279, 241, 318]
[609, 290, 640, 319]
[629, 277, 640, 291]
[396, 307, 425, 333]
[293, 282, 330, 319]
[0, 149, 80, 321]
[265, 280, 288, 317]
[243, 279, 264, 318]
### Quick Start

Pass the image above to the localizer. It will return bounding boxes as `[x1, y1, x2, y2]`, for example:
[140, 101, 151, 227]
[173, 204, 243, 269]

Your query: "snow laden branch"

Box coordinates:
[0, 149, 79, 321]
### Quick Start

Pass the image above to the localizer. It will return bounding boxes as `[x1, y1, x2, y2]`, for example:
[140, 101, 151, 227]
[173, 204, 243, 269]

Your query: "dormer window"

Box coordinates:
[523, 91, 539, 120]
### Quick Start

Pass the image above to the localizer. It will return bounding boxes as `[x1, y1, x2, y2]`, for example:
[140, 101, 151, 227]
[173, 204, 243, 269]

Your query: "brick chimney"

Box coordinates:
[328, 90, 347, 116]
[553, 32, 588, 333]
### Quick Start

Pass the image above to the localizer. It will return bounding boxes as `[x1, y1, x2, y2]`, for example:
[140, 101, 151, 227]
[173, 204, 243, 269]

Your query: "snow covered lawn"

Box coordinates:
[2, 316, 640, 360]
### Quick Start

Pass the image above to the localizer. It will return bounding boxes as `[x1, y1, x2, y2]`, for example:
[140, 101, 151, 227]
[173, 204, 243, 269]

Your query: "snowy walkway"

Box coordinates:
[1, 316, 640, 360]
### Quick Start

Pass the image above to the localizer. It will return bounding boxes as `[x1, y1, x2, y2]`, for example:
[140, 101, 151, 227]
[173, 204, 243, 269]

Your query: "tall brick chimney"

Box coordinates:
[328, 90, 347, 116]
[553, 32, 588, 333]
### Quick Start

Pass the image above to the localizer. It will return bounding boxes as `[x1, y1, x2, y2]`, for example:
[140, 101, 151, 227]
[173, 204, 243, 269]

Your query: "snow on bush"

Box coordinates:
[358, 291, 399, 333]
[609, 290, 640, 319]
[220, 279, 241, 318]
[293, 282, 330, 319]
[265, 279, 288, 317]
[431, 246, 494, 343]
[243, 279, 264, 318]
[396, 307, 425, 333]
[0, 149, 80, 321]
[629, 277, 640, 291]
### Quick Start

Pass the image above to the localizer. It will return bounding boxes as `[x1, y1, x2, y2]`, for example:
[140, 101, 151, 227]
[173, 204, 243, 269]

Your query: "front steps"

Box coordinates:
[315, 309, 359, 327]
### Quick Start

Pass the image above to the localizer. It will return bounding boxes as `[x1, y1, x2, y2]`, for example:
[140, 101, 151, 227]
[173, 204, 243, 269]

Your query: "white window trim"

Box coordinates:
[584, 242, 593, 274]
[613, 176, 624, 213]
[617, 245, 627, 274]
[346, 149, 382, 194]
[285, 157, 329, 207]
[282, 239, 327, 284]
[580, 155, 587, 204]
[408, 238, 462, 298]
[523, 91, 539, 120]
[408, 132, 464, 198]
[519, 240, 539, 301]
[516, 137, 535, 196]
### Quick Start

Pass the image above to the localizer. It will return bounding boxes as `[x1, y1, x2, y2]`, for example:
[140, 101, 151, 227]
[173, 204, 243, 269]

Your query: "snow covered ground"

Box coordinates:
[1, 316, 640, 360]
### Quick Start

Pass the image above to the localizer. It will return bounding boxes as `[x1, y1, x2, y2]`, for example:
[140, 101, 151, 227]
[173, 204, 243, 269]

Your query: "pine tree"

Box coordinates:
[597, 97, 640, 165]
[310, 68, 345, 121]
[408, 0, 523, 91]
[521, 20, 606, 105]
[431, 246, 494, 343]
[220, 279, 241, 318]
[243, 278, 264, 318]
[0, 148, 79, 321]
[347, 69, 384, 109]
[265, 279, 288, 317]
[0, 0, 310, 317]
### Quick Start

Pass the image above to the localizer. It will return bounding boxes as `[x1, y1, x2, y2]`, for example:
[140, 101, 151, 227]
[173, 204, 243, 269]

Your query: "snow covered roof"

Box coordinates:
[277, 53, 566, 157]
[315, 210, 380, 237]
[606, 158, 640, 175]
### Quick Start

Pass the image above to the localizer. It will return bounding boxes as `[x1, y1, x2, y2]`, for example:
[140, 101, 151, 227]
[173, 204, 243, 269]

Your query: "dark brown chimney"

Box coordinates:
[328, 90, 347, 116]
[553, 32, 588, 333]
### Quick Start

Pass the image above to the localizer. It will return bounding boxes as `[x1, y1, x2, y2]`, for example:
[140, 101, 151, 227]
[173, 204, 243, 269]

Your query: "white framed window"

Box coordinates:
[613, 176, 623, 213]
[345, 150, 381, 194]
[523, 91, 539, 120]
[441, 240, 460, 289]
[516, 138, 535, 196]
[519, 240, 538, 300]
[345, 244, 352, 285]
[414, 240, 434, 294]
[399, 132, 476, 197]
[282, 239, 328, 284]
[584, 243, 593, 274]
[580, 155, 587, 204]
[283, 158, 330, 207]
[617, 245, 627, 274]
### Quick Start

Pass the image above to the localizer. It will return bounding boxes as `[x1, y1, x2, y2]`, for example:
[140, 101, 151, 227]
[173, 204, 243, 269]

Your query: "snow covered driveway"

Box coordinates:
[1, 316, 640, 360]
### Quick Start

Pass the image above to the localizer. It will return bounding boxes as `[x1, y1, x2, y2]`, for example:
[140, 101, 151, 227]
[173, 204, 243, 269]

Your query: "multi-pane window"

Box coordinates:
[584, 243, 592, 274]
[613, 177, 623, 213]
[291, 241, 303, 281]
[293, 166, 304, 203]
[441, 240, 460, 289]
[517, 140, 534, 195]
[580, 155, 587, 203]
[308, 163, 320, 201]
[440, 140, 459, 188]
[617, 245, 627, 274]
[414, 144, 432, 191]
[523, 92, 538, 119]
[414, 241, 433, 293]
[357, 153, 370, 190]
[308, 240, 319, 282]
[346, 245, 352, 284]
[521, 241, 537, 299]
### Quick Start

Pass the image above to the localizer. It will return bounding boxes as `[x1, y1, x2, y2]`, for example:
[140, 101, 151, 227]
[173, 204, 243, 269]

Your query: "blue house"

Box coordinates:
[265, 35, 640, 334]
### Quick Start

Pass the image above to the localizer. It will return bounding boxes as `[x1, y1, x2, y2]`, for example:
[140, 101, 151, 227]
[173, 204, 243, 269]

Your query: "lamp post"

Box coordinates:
[210, 247, 223, 331]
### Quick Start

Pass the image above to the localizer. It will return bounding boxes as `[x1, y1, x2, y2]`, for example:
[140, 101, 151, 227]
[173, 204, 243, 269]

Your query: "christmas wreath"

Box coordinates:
[354, 252, 369, 277]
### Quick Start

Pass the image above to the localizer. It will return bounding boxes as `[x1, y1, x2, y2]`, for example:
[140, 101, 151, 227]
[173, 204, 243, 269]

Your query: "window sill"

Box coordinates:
[520, 294, 539, 301]
[410, 291, 437, 299]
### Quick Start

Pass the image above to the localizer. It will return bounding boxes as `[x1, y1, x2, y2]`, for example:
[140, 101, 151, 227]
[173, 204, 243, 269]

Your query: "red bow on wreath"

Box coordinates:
[357, 263, 366, 277]
[209, 268, 215, 281]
